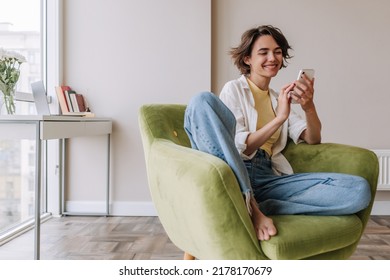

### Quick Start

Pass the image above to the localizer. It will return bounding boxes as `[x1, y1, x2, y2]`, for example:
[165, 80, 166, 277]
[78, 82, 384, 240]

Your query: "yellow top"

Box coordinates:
[247, 78, 281, 156]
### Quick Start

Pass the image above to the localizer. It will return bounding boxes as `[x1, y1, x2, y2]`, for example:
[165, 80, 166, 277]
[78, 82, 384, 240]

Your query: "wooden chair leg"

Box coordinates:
[183, 252, 195, 260]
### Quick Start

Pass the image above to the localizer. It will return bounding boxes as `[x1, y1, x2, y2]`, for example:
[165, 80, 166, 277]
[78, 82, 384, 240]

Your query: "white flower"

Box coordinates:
[6, 50, 26, 63]
[0, 48, 26, 63]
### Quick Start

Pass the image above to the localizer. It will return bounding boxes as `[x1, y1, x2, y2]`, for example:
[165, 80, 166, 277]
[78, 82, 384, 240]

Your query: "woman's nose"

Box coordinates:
[268, 52, 276, 61]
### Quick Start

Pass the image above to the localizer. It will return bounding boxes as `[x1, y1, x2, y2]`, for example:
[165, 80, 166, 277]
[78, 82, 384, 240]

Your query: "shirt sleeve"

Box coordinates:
[288, 110, 307, 144]
[219, 82, 255, 159]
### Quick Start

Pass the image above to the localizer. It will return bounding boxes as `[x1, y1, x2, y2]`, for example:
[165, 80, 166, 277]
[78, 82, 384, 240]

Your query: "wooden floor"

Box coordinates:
[0, 215, 389, 260]
[350, 215, 390, 260]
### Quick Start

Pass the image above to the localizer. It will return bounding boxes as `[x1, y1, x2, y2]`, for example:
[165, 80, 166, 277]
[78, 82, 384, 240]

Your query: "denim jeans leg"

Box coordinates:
[243, 149, 371, 215]
[253, 172, 371, 216]
[184, 92, 253, 197]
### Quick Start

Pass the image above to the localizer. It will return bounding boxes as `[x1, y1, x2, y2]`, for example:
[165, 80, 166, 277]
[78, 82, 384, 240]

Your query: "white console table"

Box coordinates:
[0, 115, 112, 260]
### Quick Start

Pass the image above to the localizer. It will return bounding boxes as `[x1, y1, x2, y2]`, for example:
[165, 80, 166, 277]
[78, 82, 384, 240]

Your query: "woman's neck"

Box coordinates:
[247, 74, 270, 91]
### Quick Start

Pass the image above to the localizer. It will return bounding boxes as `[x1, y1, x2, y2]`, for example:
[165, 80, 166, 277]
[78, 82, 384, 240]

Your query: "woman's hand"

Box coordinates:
[293, 74, 322, 144]
[291, 73, 316, 112]
[276, 83, 294, 121]
[244, 82, 294, 156]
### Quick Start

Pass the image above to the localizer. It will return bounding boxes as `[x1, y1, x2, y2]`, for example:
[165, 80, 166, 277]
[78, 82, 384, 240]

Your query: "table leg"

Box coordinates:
[106, 134, 111, 216]
[34, 126, 42, 260]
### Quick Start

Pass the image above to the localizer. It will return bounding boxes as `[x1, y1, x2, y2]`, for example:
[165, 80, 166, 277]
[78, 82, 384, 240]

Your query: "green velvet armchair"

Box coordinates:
[138, 104, 379, 260]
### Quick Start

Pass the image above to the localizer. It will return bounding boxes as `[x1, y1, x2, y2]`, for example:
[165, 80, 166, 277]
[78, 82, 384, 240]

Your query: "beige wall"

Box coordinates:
[212, 0, 390, 149]
[62, 0, 211, 214]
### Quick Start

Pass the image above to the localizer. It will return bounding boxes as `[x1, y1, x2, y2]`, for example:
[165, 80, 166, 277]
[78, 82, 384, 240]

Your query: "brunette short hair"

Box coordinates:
[230, 25, 293, 75]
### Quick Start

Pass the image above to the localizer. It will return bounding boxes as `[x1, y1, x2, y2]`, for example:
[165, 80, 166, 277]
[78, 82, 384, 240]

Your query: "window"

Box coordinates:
[0, 0, 41, 94]
[0, 0, 43, 237]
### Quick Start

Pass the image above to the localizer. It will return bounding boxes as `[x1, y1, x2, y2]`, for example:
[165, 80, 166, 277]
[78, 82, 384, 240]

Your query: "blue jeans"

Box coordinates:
[184, 91, 253, 199]
[184, 92, 371, 215]
[245, 149, 371, 215]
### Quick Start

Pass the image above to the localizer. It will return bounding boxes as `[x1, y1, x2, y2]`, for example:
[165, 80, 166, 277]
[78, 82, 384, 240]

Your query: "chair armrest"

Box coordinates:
[147, 139, 265, 259]
[283, 140, 378, 184]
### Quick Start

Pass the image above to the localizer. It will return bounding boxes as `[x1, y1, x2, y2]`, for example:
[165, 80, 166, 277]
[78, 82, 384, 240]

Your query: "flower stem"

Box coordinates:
[2, 87, 16, 114]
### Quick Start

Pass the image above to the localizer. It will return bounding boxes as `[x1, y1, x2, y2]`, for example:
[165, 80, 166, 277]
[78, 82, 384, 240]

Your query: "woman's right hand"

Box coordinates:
[244, 82, 295, 156]
[276, 83, 295, 122]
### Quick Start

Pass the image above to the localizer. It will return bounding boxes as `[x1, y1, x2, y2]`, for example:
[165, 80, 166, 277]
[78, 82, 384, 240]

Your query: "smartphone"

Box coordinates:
[289, 68, 315, 103]
[297, 68, 315, 82]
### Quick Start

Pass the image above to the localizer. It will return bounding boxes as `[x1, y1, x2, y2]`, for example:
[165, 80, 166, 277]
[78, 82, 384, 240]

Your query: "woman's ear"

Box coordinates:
[244, 56, 251, 66]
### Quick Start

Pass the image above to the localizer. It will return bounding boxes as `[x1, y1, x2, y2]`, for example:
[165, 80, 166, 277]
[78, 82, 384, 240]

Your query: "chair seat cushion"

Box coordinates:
[261, 215, 362, 260]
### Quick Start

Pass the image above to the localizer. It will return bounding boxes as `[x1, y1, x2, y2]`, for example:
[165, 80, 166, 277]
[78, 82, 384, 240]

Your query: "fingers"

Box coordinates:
[296, 74, 314, 95]
[300, 73, 315, 86]
[280, 82, 295, 102]
[282, 82, 295, 94]
[293, 74, 315, 105]
[294, 83, 311, 98]
[288, 90, 301, 103]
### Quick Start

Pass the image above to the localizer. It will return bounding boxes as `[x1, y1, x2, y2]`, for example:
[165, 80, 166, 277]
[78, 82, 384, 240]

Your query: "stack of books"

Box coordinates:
[55, 86, 94, 117]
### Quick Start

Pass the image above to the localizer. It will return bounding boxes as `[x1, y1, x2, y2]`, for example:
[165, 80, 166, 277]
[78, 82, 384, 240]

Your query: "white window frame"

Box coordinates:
[44, 0, 63, 216]
[0, 0, 62, 246]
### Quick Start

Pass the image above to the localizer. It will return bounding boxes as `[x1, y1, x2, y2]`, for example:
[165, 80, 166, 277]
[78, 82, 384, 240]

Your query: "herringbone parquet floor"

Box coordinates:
[350, 215, 390, 260]
[0, 215, 389, 260]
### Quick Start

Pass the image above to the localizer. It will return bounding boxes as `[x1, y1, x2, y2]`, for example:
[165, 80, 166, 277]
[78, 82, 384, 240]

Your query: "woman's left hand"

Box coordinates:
[292, 73, 316, 112]
[294, 73, 322, 144]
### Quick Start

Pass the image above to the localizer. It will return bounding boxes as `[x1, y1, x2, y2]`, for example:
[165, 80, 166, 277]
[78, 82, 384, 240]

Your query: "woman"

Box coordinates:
[184, 25, 371, 241]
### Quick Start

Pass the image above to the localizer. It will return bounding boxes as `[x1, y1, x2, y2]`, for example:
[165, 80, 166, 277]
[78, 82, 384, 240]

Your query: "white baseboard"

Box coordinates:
[371, 201, 390, 215]
[65, 200, 390, 216]
[65, 201, 157, 216]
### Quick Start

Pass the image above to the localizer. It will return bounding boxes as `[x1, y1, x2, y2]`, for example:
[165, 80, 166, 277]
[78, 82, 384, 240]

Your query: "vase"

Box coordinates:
[0, 86, 16, 115]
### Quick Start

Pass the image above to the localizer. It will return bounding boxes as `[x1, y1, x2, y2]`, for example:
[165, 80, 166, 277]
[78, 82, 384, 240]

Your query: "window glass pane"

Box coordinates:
[0, 0, 41, 115]
[0, 139, 36, 232]
[0, 0, 41, 234]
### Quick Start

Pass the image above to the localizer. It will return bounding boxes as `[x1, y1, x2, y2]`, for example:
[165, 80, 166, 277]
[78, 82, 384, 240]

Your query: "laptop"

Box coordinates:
[31, 81, 92, 117]
[31, 80, 51, 115]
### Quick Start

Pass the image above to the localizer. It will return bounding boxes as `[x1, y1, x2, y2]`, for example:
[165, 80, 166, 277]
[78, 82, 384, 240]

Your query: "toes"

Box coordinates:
[259, 228, 270, 241]
[269, 226, 277, 236]
[259, 225, 277, 241]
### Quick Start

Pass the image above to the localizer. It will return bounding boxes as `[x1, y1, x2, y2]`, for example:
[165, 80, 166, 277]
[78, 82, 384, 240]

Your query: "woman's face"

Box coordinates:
[245, 35, 283, 80]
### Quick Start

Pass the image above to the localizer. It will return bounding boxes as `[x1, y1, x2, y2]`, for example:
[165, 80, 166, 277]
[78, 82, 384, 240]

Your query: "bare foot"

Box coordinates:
[250, 197, 277, 241]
